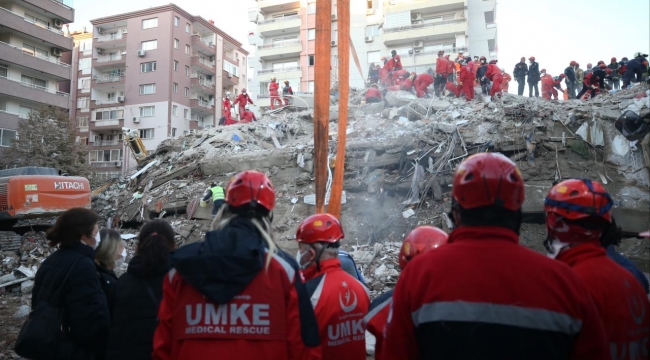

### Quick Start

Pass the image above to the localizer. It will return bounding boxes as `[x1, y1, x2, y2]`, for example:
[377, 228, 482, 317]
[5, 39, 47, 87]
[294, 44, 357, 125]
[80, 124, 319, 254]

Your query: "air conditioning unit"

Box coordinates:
[117, 96, 124, 102]
[97, 27, 103, 34]
[413, 40, 424, 48]
[137, 50, 146, 57]
[331, 14, 337, 21]
[366, 9, 375, 15]
[97, 48, 103, 54]
[412, 13, 422, 21]
[53, 19, 63, 28]
[51, 47, 62, 57]
[331, 40, 337, 47]
[121, 28, 128, 34]
[365, 36, 373, 43]
[133, 118, 140, 123]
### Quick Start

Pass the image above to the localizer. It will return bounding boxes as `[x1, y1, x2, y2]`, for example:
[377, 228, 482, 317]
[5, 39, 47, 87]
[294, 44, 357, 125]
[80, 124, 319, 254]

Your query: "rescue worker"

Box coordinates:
[527, 56, 540, 97]
[485, 60, 503, 99]
[501, 68, 511, 93]
[577, 64, 607, 100]
[383, 152, 609, 360]
[365, 83, 382, 103]
[618, 57, 629, 79]
[623, 52, 649, 88]
[466, 56, 476, 75]
[544, 179, 650, 358]
[445, 54, 455, 83]
[269, 78, 282, 110]
[202, 182, 225, 216]
[413, 69, 434, 98]
[513, 57, 528, 96]
[575, 63, 584, 96]
[459, 60, 475, 101]
[390, 50, 402, 71]
[401, 72, 416, 92]
[233, 89, 253, 120]
[540, 69, 555, 100]
[600, 217, 650, 293]
[241, 105, 257, 123]
[445, 80, 461, 98]
[367, 63, 379, 84]
[364, 226, 448, 360]
[392, 69, 409, 87]
[379, 56, 391, 87]
[222, 91, 232, 118]
[296, 213, 370, 360]
[476, 56, 489, 95]
[282, 80, 294, 106]
[153, 171, 322, 360]
[434, 51, 449, 97]
[564, 61, 577, 99]
[607, 57, 621, 90]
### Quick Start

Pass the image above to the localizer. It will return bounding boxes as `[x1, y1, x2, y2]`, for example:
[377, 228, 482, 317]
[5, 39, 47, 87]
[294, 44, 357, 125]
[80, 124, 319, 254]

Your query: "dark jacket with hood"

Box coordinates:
[96, 264, 118, 316]
[623, 56, 648, 83]
[32, 242, 110, 360]
[513, 62, 528, 79]
[106, 255, 170, 360]
[152, 217, 322, 360]
[527, 61, 540, 82]
[564, 66, 576, 82]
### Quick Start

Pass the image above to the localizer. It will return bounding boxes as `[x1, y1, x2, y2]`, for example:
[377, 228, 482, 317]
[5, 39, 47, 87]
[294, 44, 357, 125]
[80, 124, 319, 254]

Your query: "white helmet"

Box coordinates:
[226, 91, 231, 97]
[245, 105, 250, 110]
[500, 67, 504, 72]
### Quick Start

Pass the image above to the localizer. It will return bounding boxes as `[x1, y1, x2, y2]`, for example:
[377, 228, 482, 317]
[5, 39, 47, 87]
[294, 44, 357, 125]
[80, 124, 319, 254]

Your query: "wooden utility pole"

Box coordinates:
[313, 0, 332, 213]
[328, 0, 349, 219]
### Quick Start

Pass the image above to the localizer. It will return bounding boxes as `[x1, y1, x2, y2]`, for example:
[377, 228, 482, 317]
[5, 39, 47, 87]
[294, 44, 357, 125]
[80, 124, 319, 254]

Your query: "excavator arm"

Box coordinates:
[122, 127, 148, 164]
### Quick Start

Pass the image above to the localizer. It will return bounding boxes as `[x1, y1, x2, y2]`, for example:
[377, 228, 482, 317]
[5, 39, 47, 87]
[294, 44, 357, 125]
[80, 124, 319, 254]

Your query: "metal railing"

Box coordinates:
[91, 161, 122, 168]
[96, 54, 123, 63]
[93, 119, 122, 126]
[191, 98, 213, 108]
[93, 98, 121, 105]
[92, 140, 120, 146]
[96, 32, 124, 42]
[0, 41, 71, 67]
[383, 18, 465, 34]
[193, 57, 215, 67]
[407, 47, 468, 58]
[223, 51, 238, 64]
[258, 40, 301, 50]
[0, 6, 68, 36]
[258, 66, 301, 75]
[191, 75, 215, 88]
[192, 35, 215, 49]
[0, 74, 69, 97]
[94, 74, 125, 83]
[258, 14, 301, 25]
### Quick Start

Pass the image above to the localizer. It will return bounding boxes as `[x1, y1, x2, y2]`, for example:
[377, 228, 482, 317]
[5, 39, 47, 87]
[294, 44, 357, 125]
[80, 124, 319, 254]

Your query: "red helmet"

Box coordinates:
[611, 57, 617, 62]
[605, 68, 613, 75]
[296, 213, 344, 244]
[599, 63, 607, 69]
[559, 73, 566, 79]
[570, 61, 577, 66]
[480, 56, 486, 61]
[541, 68, 546, 73]
[529, 56, 535, 61]
[241, 88, 247, 93]
[597, 60, 605, 65]
[398, 226, 448, 270]
[452, 153, 525, 211]
[225, 170, 275, 212]
[438, 50, 444, 55]
[489, 60, 497, 64]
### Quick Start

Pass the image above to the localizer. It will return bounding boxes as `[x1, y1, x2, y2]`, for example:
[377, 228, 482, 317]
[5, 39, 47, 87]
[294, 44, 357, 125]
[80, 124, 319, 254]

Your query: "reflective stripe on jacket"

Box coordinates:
[211, 186, 224, 201]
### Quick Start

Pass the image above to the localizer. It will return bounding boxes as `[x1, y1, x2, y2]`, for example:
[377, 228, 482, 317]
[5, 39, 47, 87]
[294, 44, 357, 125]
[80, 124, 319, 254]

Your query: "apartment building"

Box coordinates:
[0, 0, 75, 159]
[248, 0, 497, 108]
[69, 4, 248, 178]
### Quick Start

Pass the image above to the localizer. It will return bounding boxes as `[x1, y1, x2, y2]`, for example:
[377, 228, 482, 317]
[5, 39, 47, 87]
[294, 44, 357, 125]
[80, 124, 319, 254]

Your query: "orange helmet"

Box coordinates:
[225, 170, 275, 212]
[398, 226, 448, 269]
[296, 213, 344, 245]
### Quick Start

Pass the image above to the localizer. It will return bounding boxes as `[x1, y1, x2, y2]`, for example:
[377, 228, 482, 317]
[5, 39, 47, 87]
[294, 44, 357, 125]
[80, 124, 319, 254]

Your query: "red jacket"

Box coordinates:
[502, 73, 512, 91]
[541, 74, 555, 88]
[269, 81, 280, 96]
[241, 110, 257, 123]
[414, 74, 433, 89]
[304, 259, 370, 360]
[233, 93, 253, 106]
[364, 290, 392, 360]
[485, 64, 501, 81]
[435, 57, 450, 77]
[365, 87, 382, 100]
[557, 242, 650, 360]
[467, 60, 476, 74]
[401, 77, 414, 91]
[460, 66, 473, 84]
[383, 226, 609, 360]
[153, 220, 321, 360]
[446, 57, 455, 76]
[223, 98, 231, 112]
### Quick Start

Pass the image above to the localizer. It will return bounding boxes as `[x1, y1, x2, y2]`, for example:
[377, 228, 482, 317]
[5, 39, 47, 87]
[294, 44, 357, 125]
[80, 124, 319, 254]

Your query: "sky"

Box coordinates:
[71, 0, 650, 84]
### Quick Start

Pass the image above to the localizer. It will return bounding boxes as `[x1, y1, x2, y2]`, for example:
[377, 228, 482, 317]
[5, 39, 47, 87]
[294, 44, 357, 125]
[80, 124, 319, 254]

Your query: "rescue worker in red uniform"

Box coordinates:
[283, 80, 294, 106]
[296, 213, 370, 360]
[414, 69, 434, 98]
[445, 54, 455, 82]
[223, 91, 232, 118]
[540, 69, 555, 100]
[364, 227, 448, 360]
[383, 153, 609, 360]
[544, 179, 650, 360]
[577, 64, 608, 100]
[241, 105, 257, 123]
[501, 69, 512, 93]
[364, 83, 382, 103]
[445, 80, 461, 98]
[400, 72, 416, 92]
[233, 89, 254, 120]
[153, 171, 322, 360]
[459, 60, 475, 101]
[379, 56, 391, 87]
[391, 69, 409, 87]
[485, 60, 503, 99]
[434, 51, 449, 97]
[269, 78, 282, 110]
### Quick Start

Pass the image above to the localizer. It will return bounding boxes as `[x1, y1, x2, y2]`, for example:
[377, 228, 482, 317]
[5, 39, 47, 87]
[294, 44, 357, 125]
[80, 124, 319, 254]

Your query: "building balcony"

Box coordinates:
[0, 40, 71, 80]
[222, 51, 239, 66]
[222, 70, 239, 86]
[400, 46, 467, 67]
[190, 76, 215, 94]
[90, 160, 123, 168]
[190, 98, 215, 116]
[91, 139, 121, 147]
[258, 0, 300, 14]
[89, 118, 124, 130]
[384, 0, 464, 14]
[91, 98, 124, 108]
[257, 66, 301, 83]
[92, 54, 126, 69]
[191, 56, 216, 74]
[256, 95, 270, 108]
[257, 14, 301, 37]
[0, 74, 70, 108]
[257, 40, 302, 60]
[192, 35, 216, 55]
[383, 18, 467, 46]
[0, 111, 20, 130]
[95, 32, 127, 47]
[0, 7, 72, 50]
[22, 0, 74, 23]
[91, 74, 125, 88]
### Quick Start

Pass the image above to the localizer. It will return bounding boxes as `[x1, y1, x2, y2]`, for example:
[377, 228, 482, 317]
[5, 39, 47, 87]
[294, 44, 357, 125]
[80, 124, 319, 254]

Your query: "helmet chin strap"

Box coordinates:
[311, 243, 328, 273]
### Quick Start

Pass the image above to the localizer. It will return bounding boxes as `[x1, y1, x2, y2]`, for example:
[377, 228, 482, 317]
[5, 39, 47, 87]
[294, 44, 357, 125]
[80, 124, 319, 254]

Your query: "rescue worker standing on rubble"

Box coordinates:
[540, 69, 554, 100]
[607, 57, 621, 90]
[564, 61, 578, 99]
[574, 63, 584, 97]
[383, 153, 609, 360]
[153, 171, 322, 360]
[623, 52, 649, 88]
[476, 56, 489, 95]
[485, 60, 503, 99]
[544, 179, 650, 358]
[233, 89, 253, 120]
[223, 92, 232, 118]
[513, 57, 528, 96]
[202, 182, 225, 217]
[380, 56, 391, 87]
[459, 60, 474, 101]
[269, 78, 282, 110]
[501, 68, 511, 94]
[414, 69, 434, 98]
[434, 51, 449, 97]
[445, 54, 455, 83]
[283, 81, 294, 107]
[527, 56, 540, 97]
[295, 213, 370, 360]
[365, 227, 448, 360]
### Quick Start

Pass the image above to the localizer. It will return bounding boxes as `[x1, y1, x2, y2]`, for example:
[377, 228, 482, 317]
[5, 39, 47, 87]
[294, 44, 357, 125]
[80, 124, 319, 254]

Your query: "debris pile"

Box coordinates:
[0, 232, 48, 296]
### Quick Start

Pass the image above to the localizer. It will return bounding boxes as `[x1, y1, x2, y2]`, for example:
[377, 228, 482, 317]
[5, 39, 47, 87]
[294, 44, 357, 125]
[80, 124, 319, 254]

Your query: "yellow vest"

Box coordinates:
[211, 186, 225, 201]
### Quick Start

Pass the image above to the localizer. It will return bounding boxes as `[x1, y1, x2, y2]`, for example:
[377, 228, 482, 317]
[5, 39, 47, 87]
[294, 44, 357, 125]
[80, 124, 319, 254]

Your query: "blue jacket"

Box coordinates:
[606, 245, 649, 294]
[338, 250, 366, 286]
[623, 57, 647, 83]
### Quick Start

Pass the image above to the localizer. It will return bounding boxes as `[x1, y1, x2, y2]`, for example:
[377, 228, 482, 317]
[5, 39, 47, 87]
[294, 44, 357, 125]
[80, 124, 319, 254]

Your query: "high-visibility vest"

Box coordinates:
[211, 186, 225, 201]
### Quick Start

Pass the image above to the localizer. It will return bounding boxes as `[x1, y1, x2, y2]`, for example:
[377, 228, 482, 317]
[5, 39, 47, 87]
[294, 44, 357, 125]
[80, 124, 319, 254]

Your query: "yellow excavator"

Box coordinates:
[122, 127, 148, 164]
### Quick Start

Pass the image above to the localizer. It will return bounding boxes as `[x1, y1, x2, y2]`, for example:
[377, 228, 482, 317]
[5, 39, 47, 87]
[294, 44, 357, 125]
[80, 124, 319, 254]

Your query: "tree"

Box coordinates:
[8, 106, 90, 177]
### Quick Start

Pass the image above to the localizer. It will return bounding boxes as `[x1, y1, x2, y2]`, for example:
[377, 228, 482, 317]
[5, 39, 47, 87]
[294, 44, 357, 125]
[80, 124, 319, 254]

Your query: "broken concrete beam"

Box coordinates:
[200, 151, 295, 175]
[152, 163, 201, 189]
[188, 202, 214, 220]
[148, 200, 190, 215]
[385, 91, 417, 107]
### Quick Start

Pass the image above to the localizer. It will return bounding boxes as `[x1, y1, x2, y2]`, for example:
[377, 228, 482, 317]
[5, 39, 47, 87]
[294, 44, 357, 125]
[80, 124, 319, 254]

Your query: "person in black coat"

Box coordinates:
[513, 57, 528, 96]
[31, 208, 110, 360]
[527, 56, 540, 97]
[106, 220, 176, 360]
[95, 228, 125, 315]
[623, 52, 648, 88]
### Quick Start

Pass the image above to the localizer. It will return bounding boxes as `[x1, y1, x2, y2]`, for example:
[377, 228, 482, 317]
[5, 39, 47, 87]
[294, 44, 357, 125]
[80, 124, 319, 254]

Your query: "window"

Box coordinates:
[184, 87, 189, 97]
[185, 66, 190, 76]
[171, 128, 177, 137]
[95, 109, 124, 120]
[24, 13, 49, 28]
[184, 109, 189, 119]
[77, 117, 88, 127]
[78, 58, 91, 72]
[141, 40, 158, 51]
[367, 50, 380, 65]
[174, 39, 179, 49]
[185, 23, 191, 33]
[172, 105, 178, 116]
[272, 61, 298, 71]
[21, 75, 47, 89]
[0, 65, 7, 78]
[80, 78, 90, 91]
[77, 97, 89, 109]
[223, 61, 239, 76]
[0, 129, 17, 147]
[185, 45, 190, 55]
[488, 39, 496, 52]
[141, 61, 157, 73]
[140, 84, 156, 95]
[365, 25, 380, 37]
[174, 16, 179, 27]
[309, 55, 315, 66]
[308, 81, 314, 93]
[139, 106, 155, 117]
[23, 43, 48, 58]
[19, 106, 36, 119]
[367, 0, 373, 9]
[173, 82, 178, 93]
[173, 61, 179, 71]
[307, 3, 316, 14]
[307, 29, 315, 40]
[139, 129, 154, 139]
[142, 18, 158, 29]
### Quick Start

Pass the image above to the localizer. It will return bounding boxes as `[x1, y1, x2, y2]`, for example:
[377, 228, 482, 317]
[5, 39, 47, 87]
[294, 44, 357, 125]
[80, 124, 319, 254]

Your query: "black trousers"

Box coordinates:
[212, 199, 225, 216]
[528, 81, 539, 97]
[434, 75, 446, 97]
[517, 77, 526, 95]
[366, 97, 381, 103]
[576, 85, 597, 100]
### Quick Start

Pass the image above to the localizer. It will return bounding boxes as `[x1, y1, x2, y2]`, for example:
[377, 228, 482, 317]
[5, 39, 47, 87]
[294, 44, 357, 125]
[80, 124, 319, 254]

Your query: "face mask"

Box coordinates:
[295, 249, 311, 270]
[93, 232, 101, 249]
[115, 248, 127, 268]
[544, 238, 571, 259]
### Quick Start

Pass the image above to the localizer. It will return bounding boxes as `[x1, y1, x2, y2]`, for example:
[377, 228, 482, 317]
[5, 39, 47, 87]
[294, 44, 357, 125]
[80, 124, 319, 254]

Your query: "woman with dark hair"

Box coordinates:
[95, 228, 125, 315]
[106, 220, 175, 360]
[31, 207, 110, 360]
